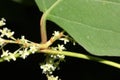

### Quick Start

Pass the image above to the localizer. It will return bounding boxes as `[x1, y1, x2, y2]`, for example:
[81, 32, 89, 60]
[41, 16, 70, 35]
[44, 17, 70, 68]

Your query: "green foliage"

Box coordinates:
[11, 0, 35, 5]
[35, 0, 120, 56]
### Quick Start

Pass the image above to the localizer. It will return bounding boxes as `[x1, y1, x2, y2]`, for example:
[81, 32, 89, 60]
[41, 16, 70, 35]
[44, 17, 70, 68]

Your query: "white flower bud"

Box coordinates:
[0, 18, 6, 26]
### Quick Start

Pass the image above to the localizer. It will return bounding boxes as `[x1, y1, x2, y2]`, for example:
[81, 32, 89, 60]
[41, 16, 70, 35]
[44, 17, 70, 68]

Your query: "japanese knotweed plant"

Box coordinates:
[1, 0, 120, 80]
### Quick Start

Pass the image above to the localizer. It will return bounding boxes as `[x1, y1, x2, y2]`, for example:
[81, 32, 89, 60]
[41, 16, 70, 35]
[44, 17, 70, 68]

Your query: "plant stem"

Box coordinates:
[41, 49, 120, 69]
[40, 0, 63, 43]
[40, 14, 47, 43]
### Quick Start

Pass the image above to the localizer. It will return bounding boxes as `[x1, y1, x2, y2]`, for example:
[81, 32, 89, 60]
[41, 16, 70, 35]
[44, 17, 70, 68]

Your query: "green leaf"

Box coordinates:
[12, 0, 35, 5]
[35, 0, 120, 56]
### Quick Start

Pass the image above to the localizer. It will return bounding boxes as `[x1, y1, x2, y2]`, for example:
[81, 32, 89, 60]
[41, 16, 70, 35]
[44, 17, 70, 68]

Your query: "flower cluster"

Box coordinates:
[40, 63, 56, 74]
[0, 18, 39, 61]
[0, 18, 75, 80]
[50, 44, 66, 59]
[40, 31, 70, 80]
[40, 44, 66, 75]
[0, 38, 39, 61]
[0, 27, 15, 39]
[52, 31, 76, 45]
[1, 50, 16, 61]
[0, 27, 15, 47]
[18, 46, 38, 59]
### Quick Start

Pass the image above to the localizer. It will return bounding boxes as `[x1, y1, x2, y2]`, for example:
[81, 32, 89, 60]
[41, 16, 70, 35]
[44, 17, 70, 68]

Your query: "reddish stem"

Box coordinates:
[40, 15, 47, 43]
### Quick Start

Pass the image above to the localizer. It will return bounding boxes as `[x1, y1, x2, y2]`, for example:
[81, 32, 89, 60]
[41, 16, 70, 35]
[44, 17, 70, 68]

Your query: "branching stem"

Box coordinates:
[0, 31, 120, 69]
[41, 49, 120, 69]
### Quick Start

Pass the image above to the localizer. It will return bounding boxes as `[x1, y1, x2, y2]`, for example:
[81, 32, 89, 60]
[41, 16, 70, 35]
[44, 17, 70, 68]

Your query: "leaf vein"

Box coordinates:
[94, 0, 120, 5]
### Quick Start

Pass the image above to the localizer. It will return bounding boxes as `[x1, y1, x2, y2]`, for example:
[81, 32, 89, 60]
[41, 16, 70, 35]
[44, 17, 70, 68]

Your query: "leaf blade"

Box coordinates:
[36, 0, 120, 56]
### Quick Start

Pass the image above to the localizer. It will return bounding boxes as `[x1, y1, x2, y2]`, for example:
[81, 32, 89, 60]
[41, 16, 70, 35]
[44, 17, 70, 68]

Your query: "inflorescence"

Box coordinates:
[0, 18, 76, 80]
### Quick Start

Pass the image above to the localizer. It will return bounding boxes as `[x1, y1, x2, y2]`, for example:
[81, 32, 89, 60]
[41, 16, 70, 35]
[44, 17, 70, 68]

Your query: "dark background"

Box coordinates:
[0, 0, 120, 80]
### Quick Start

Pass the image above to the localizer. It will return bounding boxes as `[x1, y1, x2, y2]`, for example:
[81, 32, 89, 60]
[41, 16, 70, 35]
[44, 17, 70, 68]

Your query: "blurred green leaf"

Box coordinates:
[11, 0, 35, 5]
[35, 0, 120, 56]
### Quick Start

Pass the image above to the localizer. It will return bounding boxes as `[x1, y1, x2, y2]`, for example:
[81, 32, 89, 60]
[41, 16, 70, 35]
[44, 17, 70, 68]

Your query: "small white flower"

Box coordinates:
[47, 75, 59, 80]
[1, 50, 11, 61]
[0, 18, 6, 26]
[57, 44, 66, 51]
[29, 45, 38, 54]
[59, 38, 69, 44]
[20, 36, 28, 44]
[20, 48, 30, 59]
[1, 50, 9, 57]
[8, 53, 16, 61]
[0, 27, 14, 38]
[0, 37, 5, 46]
[6, 31, 14, 38]
[40, 63, 56, 74]
[52, 31, 60, 37]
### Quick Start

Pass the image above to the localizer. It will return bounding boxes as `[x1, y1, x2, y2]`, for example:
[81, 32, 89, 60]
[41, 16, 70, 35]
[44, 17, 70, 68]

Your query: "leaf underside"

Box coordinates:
[35, 0, 120, 56]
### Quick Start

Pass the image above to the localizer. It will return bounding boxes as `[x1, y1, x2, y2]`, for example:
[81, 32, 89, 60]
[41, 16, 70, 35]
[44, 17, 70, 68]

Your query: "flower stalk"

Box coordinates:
[41, 49, 120, 69]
